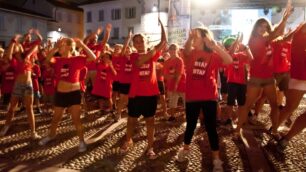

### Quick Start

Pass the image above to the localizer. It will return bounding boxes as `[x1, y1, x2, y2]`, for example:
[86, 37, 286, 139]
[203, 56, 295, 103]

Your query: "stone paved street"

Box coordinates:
[0, 99, 306, 172]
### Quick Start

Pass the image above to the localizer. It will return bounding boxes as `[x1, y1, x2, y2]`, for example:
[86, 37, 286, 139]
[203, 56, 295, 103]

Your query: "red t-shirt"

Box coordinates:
[31, 64, 41, 92]
[42, 67, 55, 96]
[128, 52, 161, 97]
[91, 62, 115, 98]
[290, 28, 306, 80]
[53, 56, 87, 83]
[15, 57, 32, 75]
[0, 61, 16, 93]
[185, 50, 222, 101]
[112, 55, 122, 82]
[272, 40, 291, 73]
[119, 55, 133, 84]
[249, 36, 274, 78]
[85, 43, 103, 71]
[226, 52, 249, 84]
[164, 57, 186, 92]
[22, 40, 41, 60]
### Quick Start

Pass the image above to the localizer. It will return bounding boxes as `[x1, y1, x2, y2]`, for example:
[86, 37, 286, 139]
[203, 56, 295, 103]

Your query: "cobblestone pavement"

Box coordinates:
[0, 99, 305, 172]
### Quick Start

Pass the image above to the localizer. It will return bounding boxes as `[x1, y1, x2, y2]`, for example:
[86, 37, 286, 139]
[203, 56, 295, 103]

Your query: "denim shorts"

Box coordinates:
[12, 82, 34, 98]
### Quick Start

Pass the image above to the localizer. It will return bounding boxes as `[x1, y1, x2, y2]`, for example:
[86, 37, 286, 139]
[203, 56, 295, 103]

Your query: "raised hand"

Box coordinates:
[96, 27, 103, 35]
[105, 23, 112, 33]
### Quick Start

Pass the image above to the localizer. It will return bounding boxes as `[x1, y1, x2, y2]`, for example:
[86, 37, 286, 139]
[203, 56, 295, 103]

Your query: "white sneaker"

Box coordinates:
[39, 136, 54, 146]
[31, 132, 41, 140]
[176, 147, 190, 162]
[0, 125, 10, 137]
[213, 159, 224, 172]
[78, 141, 87, 153]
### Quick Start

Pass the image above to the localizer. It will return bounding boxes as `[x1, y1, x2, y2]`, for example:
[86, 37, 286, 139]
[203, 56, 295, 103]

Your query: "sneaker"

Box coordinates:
[176, 147, 190, 162]
[39, 136, 54, 146]
[78, 141, 87, 153]
[0, 125, 10, 137]
[146, 147, 157, 160]
[31, 132, 41, 140]
[276, 138, 289, 152]
[213, 159, 224, 172]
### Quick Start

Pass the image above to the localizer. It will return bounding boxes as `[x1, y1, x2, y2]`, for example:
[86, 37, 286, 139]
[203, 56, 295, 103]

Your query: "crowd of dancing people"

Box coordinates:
[0, 1, 306, 171]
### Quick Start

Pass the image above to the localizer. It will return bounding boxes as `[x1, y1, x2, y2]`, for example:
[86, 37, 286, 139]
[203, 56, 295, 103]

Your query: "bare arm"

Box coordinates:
[100, 23, 112, 48]
[136, 19, 167, 67]
[121, 31, 132, 56]
[33, 29, 43, 42]
[75, 38, 96, 62]
[183, 30, 194, 58]
[267, 0, 292, 41]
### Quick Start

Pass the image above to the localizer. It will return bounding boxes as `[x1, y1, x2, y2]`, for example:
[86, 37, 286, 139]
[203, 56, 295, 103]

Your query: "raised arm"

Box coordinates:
[267, 0, 292, 41]
[136, 19, 167, 67]
[33, 29, 43, 42]
[5, 35, 21, 61]
[205, 36, 233, 65]
[100, 23, 112, 48]
[75, 38, 96, 62]
[183, 30, 196, 58]
[121, 31, 132, 56]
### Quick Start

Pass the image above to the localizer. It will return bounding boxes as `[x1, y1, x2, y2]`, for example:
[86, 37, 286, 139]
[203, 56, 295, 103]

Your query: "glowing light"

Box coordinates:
[194, 0, 220, 7]
[152, 4, 158, 12]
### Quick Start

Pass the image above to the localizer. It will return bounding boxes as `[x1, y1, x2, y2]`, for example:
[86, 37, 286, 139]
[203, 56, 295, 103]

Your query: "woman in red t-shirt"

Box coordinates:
[91, 52, 117, 114]
[120, 19, 167, 159]
[164, 44, 186, 121]
[175, 27, 232, 171]
[0, 33, 41, 139]
[38, 38, 96, 153]
[41, 62, 55, 115]
[276, 23, 306, 151]
[235, 5, 292, 137]
[116, 32, 133, 121]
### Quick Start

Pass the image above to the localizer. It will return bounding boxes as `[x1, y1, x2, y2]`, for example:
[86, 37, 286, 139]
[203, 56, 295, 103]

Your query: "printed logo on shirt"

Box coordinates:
[45, 78, 52, 85]
[124, 61, 132, 73]
[5, 72, 15, 80]
[139, 63, 151, 80]
[266, 44, 273, 57]
[60, 64, 70, 78]
[233, 58, 239, 70]
[115, 62, 121, 71]
[169, 67, 175, 75]
[100, 69, 107, 80]
[192, 58, 208, 80]
[281, 48, 289, 58]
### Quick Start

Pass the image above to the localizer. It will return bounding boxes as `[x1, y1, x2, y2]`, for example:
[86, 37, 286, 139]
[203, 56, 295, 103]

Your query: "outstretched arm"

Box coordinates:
[136, 19, 167, 67]
[121, 31, 132, 56]
[267, 0, 292, 41]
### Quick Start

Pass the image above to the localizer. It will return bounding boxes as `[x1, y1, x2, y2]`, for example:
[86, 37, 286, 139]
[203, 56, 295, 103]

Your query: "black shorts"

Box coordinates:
[128, 96, 158, 118]
[227, 83, 246, 106]
[158, 81, 165, 95]
[54, 90, 81, 108]
[2, 93, 11, 105]
[93, 95, 107, 100]
[112, 81, 120, 92]
[119, 83, 131, 95]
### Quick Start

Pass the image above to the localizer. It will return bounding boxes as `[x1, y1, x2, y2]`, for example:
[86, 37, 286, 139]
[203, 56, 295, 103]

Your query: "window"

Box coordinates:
[67, 14, 72, 23]
[86, 29, 92, 35]
[0, 16, 5, 31]
[16, 17, 22, 32]
[86, 11, 92, 23]
[125, 7, 136, 19]
[111, 9, 121, 20]
[32, 20, 37, 28]
[98, 10, 104, 21]
[112, 27, 119, 39]
[57, 12, 62, 21]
